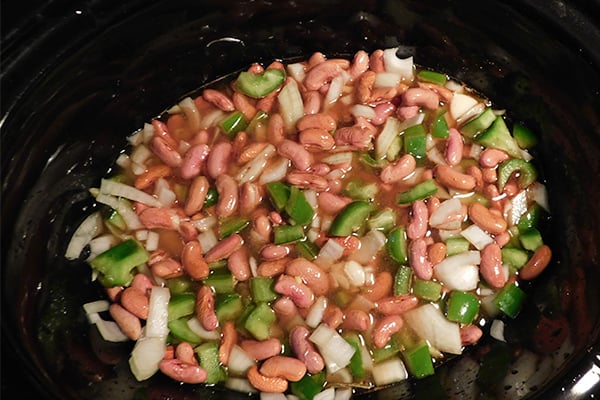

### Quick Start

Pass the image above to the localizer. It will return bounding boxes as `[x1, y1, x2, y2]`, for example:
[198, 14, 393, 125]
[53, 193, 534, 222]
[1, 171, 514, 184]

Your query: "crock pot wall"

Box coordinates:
[2, 0, 599, 399]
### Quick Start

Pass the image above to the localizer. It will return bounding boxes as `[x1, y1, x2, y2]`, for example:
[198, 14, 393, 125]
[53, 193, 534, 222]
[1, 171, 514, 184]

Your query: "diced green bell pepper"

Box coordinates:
[497, 158, 537, 191]
[168, 292, 196, 321]
[446, 291, 480, 324]
[215, 293, 243, 322]
[328, 200, 373, 237]
[432, 109, 449, 139]
[204, 187, 219, 208]
[413, 278, 442, 302]
[244, 302, 276, 340]
[387, 226, 409, 264]
[236, 68, 285, 99]
[397, 179, 438, 204]
[274, 224, 306, 245]
[195, 342, 227, 384]
[417, 70, 447, 86]
[445, 237, 470, 256]
[220, 111, 248, 139]
[519, 227, 543, 251]
[343, 333, 366, 378]
[250, 277, 279, 303]
[266, 181, 290, 211]
[296, 239, 319, 261]
[367, 208, 397, 233]
[285, 186, 314, 226]
[394, 265, 413, 295]
[513, 123, 538, 149]
[475, 116, 522, 158]
[218, 216, 250, 239]
[402, 341, 434, 379]
[501, 247, 530, 270]
[460, 108, 496, 138]
[344, 180, 379, 200]
[403, 124, 427, 159]
[90, 239, 150, 287]
[493, 282, 526, 318]
[204, 272, 235, 294]
[290, 372, 326, 400]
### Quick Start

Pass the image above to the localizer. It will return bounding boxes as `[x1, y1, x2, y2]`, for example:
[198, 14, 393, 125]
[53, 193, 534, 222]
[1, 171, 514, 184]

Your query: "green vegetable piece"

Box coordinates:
[266, 181, 291, 211]
[168, 318, 203, 344]
[460, 108, 496, 138]
[236, 69, 285, 99]
[403, 341, 435, 379]
[501, 247, 530, 270]
[513, 123, 538, 149]
[372, 336, 401, 362]
[220, 111, 248, 138]
[328, 200, 373, 236]
[166, 277, 193, 294]
[445, 237, 470, 256]
[195, 342, 227, 384]
[204, 273, 235, 294]
[344, 334, 366, 378]
[168, 293, 196, 321]
[367, 208, 397, 233]
[244, 302, 276, 340]
[246, 109, 270, 134]
[519, 227, 543, 251]
[274, 224, 306, 245]
[493, 283, 526, 318]
[290, 372, 326, 400]
[250, 277, 279, 303]
[296, 239, 319, 261]
[397, 179, 438, 204]
[517, 203, 542, 232]
[386, 135, 403, 161]
[204, 187, 219, 208]
[417, 70, 447, 86]
[413, 278, 442, 302]
[497, 158, 538, 191]
[403, 124, 427, 159]
[446, 291, 480, 324]
[285, 186, 314, 225]
[394, 265, 413, 295]
[344, 180, 379, 200]
[215, 293, 243, 322]
[360, 153, 389, 168]
[432, 109, 449, 139]
[387, 226, 409, 264]
[105, 208, 126, 231]
[475, 116, 522, 158]
[90, 239, 149, 287]
[218, 216, 250, 239]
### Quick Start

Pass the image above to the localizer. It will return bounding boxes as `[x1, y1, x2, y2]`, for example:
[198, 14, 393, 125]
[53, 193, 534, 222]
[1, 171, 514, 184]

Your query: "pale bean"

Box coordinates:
[120, 287, 149, 320]
[334, 126, 374, 150]
[274, 274, 315, 308]
[179, 220, 199, 242]
[184, 176, 209, 216]
[131, 273, 154, 295]
[182, 240, 210, 280]
[196, 285, 218, 331]
[247, 365, 288, 393]
[397, 105, 419, 120]
[372, 315, 404, 348]
[520, 245, 552, 280]
[109, 303, 141, 341]
[402, 87, 440, 110]
[286, 257, 330, 296]
[407, 200, 429, 240]
[290, 325, 325, 374]
[277, 139, 313, 171]
[297, 113, 337, 132]
[239, 181, 262, 215]
[273, 296, 301, 328]
[480, 243, 506, 288]
[445, 128, 464, 166]
[260, 244, 292, 261]
[151, 258, 184, 279]
[180, 144, 209, 180]
[417, 81, 454, 103]
[151, 136, 182, 168]
[252, 214, 272, 243]
[240, 338, 283, 361]
[362, 271, 393, 302]
[356, 70, 376, 104]
[206, 141, 232, 179]
[304, 60, 342, 91]
[371, 102, 396, 125]
[435, 164, 477, 191]
[203, 89, 235, 111]
[204, 233, 244, 263]
[369, 49, 385, 72]
[322, 304, 344, 329]
[215, 174, 239, 218]
[134, 164, 172, 190]
[376, 295, 419, 315]
[260, 356, 307, 382]
[409, 238, 433, 280]
[232, 91, 257, 120]
[468, 202, 507, 235]
[227, 247, 251, 281]
[219, 321, 237, 366]
[479, 148, 509, 168]
[238, 142, 268, 164]
[159, 358, 207, 384]
[466, 165, 484, 191]
[298, 128, 335, 150]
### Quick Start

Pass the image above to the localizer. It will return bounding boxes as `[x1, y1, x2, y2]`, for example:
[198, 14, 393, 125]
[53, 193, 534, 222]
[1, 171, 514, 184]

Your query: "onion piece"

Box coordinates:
[429, 198, 463, 230]
[87, 234, 119, 261]
[100, 179, 163, 208]
[187, 317, 221, 340]
[145, 287, 170, 338]
[321, 152, 354, 166]
[129, 333, 167, 381]
[306, 296, 328, 328]
[403, 304, 462, 355]
[197, 230, 218, 254]
[460, 224, 494, 250]
[490, 319, 506, 342]
[435, 261, 479, 291]
[278, 79, 304, 130]
[374, 72, 401, 88]
[315, 239, 345, 268]
[145, 231, 159, 251]
[95, 317, 130, 342]
[226, 377, 257, 394]
[350, 104, 376, 119]
[325, 73, 346, 105]
[375, 117, 401, 159]
[350, 230, 386, 266]
[382, 48, 414, 81]
[372, 357, 408, 386]
[65, 211, 104, 260]
[178, 96, 201, 132]
[506, 190, 528, 227]
[528, 182, 550, 212]
[309, 324, 356, 373]
[236, 144, 276, 184]
[83, 300, 110, 316]
[314, 387, 336, 400]
[286, 62, 306, 83]
[227, 345, 256, 376]
[450, 93, 478, 121]
[334, 388, 353, 400]
[259, 157, 289, 185]
[343, 261, 366, 287]
[455, 102, 485, 126]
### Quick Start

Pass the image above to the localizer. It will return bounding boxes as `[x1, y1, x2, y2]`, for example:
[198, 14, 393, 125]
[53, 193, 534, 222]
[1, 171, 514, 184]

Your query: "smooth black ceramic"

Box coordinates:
[2, 1, 599, 399]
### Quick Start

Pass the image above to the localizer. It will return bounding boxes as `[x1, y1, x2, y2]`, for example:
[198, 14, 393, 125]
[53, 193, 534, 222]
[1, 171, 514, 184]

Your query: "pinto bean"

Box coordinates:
[349, 50, 370, 79]
[402, 87, 439, 110]
[247, 365, 288, 393]
[109, 303, 141, 340]
[407, 200, 429, 240]
[445, 128, 464, 166]
[131, 273, 154, 295]
[277, 139, 313, 171]
[219, 321, 237, 366]
[227, 247, 251, 281]
[203, 89, 235, 111]
[290, 325, 325, 374]
[135, 164, 172, 190]
[356, 70, 376, 104]
[196, 285, 218, 331]
[206, 141, 232, 179]
[303, 90, 322, 115]
[159, 358, 207, 384]
[184, 176, 209, 216]
[299, 128, 335, 150]
[175, 342, 198, 365]
[409, 238, 433, 280]
[274, 274, 314, 308]
[362, 271, 393, 302]
[139, 207, 179, 230]
[479, 148, 509, 168]
[179, 220, 199, 242]
[304, 60, 342, 91]
[372, 315, 404, 348]
[180, 144, 209, 179]
[435, 165, 477, 191]
[480, 243, 506, 288]
[215, 174, 239, 218]
[239, 181, 262, 215]
[468, 202, 507, 235]
[273, 296, 301, 328]
[428, 242, 447, 265]
[380, 154, 416, 184]
[257, 258, 290, 277]
[322, 304, 344, 329]
[260, 356, 307, 382]
[286, 171, 329, 191]
[151, 258, 184, 279]
[297, 113, 337, 132]
[334, 126, 374, 150]
[285, 257, 329, 296]
[261, 244, 292, 261]
[372, 102, 397, 125]
[240, 338, 282, 361]
[520, 245, 552, 280]
[267, 113, 285, 144]
[120, 287, 149, 320]
[369, 49, 385, 72]
[204, 233, 244, 263]
[151, 136, 182, 168]
[376, 295, 419, 315]
[342, 309, 371, 331]
[152, 119, 178, 149]
[182, 240, 210, 280]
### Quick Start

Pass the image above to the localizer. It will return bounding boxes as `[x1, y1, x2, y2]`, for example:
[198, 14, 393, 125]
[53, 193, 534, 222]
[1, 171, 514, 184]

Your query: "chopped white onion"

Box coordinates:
[227, 345, 256, 376]
[145, 231, 159, 251]
[343, 260, 366, 287]
[129, 333, 167, 381]
[178, 96, 201, 132]
[429, 198, 463, 230]
[116, 153, 131, 169]
[306, 296, 328, 328]
[130, 143, 153, 165]
[131, 162, 147, 176]
[286, 62, 306, 83]
[435, 260, 479, 291]
[450, 93, 479, 121]
[426, 144, 448, 167]
[350, 104, 376, 119]
[197, 230, 218, 254]
[315, 239, 345, 268]
[236, 143, 276, 184]
[83, 300, 110, 315]
[200, 108, 226, 129]
[95, 317, 130, 342]
[490, 319, 506, 342]
[142, 123, 154, 143]
[460, 224, 494, 250]
[187, 317, 221, 340]
[100, 179, 163, 208]
[334, 388, 353, 400]
[325, 73, 346, 105]
[455, 103, 486, 126]
[278, 79, 304, 130]
[445, 79, 464, 93]
[309, 324, 355, 373]
[226, 377, 258, 394]
[506, 190, 528, 226]
[372, 357, 408, 386]
[348, 230, 386, 265]
[314, 388, 336, 400]
[375, 117, 401, 159]
[65, 211, 104, 260]
[260, 393, 287, 400]
[321, 151, 353, 166]
[145, 287, 170, 338]
[374, 72, 401, 88]
[86, 234, 119, 261]
[157, 187, 177, 207]
[403, 304, 462, 355]
[382, 48, 414, 81]
[528, 182, 550, 212]
[127, 130, 143, 146]
[259, 157, 290, 185]
[192, 215, 217, 232]
[135, 229, 148, 241]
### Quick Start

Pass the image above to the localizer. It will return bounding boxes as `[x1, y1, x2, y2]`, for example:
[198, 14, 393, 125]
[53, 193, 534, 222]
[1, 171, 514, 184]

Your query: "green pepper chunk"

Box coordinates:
[460, 108, 496, 138]
[513, 123, 538, 149]
[204, 187, 219, 208]
[168, 317, 203, 344]
[195, 342, 227, 384]
[218, 216, 250, 239]
[285, 186, 314, 225]
[517, 203, 542, 232]
[387, 226, 409, 264]
[236, 68, 285, 99]
[446, 291, 480, 324]
[274, 224, 306, 245]
[394, 265, 413, 295]
[475, 116, 521, 157]
[296, 239, 319, 261]
[413, 278, 442, 302]
[290, 372, 326, 400]
[403, 124, 427, 159]
[501, 247, 530, 270]
[168, 292, 195, 321]
[432, 109, 449, 139]
[519, 227, 543, 251]
[344, 333, 366, 378]
[494, 282, 526, 318]
[497, 158, 538, 191]
[417, 70, 447, 86]
[397, 179, 438, 204]
[402, 341, 435, 378]
[215, 293, 243, 322]
[220, 111, 248, 138]
[244, 302, 276, 340]
[328, 200, 373, 236]
[90, 239, 149, 287]
[266, 181, 291, 211]
[250, 277, 279, 303]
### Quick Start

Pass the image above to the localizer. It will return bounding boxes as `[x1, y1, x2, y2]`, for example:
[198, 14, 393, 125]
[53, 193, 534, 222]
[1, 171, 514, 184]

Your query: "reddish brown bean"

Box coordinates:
[376, 295, 419, 315]
[520, 245, 552, 280]
[196, 285, 218, 331]
[289, 325, 325, 374]
[204, 233, 244, 263]
[109, 303, 141, 341]
[182, 240, 210, 280]
[120, 287, 149, 320]
[372, 315, 404, 348]
[480, 243, 506, 288]
[260, 356, 307, 382]
[240, 338, 283, 361]
[286, 258, 330, 296]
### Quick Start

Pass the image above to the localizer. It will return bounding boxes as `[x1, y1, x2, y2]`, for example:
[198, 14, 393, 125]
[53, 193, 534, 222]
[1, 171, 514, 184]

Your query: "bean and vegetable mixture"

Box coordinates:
[66, 48, 552, 398]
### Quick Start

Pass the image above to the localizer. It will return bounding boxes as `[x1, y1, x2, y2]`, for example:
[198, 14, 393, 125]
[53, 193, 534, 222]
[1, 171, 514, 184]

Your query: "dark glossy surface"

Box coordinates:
[2, 1, 600, 399]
